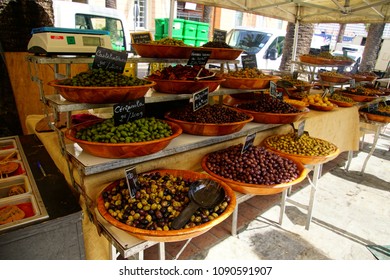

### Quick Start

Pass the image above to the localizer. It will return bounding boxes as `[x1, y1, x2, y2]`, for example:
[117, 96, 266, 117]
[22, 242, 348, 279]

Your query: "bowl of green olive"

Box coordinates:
[65, 117, 182, 158]
[96, 169, 236, 242]
[48, 69, 155, 104]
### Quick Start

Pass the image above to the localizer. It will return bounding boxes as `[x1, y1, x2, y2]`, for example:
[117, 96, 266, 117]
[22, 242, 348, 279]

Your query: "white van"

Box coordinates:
[226, 27, 286, 70]
[52, 0, 131, 51]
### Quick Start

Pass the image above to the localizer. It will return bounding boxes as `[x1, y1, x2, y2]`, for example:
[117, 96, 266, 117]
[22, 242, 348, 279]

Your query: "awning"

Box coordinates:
[187, 0, 390, 23]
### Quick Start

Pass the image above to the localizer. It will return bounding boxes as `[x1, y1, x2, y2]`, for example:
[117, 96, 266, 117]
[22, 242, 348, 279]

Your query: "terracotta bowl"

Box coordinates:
[164, 109, 254, 136]
[145, 77, 224, 94]
[328, 99, 356, 107]
[308, 103, 338, 111]
[48, 80, 155, 104]
[220, 75, 281, 89]
[341, 92, 379, 102]
[200, 47, 243, 60]
[65, 119, 182, 158]
[262, 135, 340, 165]
[319, 73, 351, 83]
[234, 106, 310, 124]
[299, 55, 334, 65]
[332, 59, 354, 66]
[96, 169, 236, 242]
[360, 112, 390, 123]
[131, 43, 196, 58]
[201, 153, 309, 195]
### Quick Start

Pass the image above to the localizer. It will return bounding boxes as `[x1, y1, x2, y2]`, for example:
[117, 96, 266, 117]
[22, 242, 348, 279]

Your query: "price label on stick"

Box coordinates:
[113, 97, 145, 126]
[270, 81, 283, 100]
[241, 132, 256, 154]
[297, 120, 306, 138]
[187, 50, 211, 66]
[213, 29, 227, 42]
[92, 46, 127, 73]
[241, 54, 257, 69]
[192, 87, 209, 111]
[131, 32, 152, 44]
[124, 166, 139, 198]
[349, 79, 356, 89]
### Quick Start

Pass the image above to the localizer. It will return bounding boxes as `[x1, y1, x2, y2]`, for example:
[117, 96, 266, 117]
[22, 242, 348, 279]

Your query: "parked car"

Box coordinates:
[225, 26, 286, 70]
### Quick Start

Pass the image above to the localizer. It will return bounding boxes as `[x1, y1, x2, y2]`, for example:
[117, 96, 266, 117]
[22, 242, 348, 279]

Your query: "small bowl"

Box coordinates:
[96, 169, 236, 242]
[65, 119, 182, 158]
[48, 80, 155, 104]
[145, 77, 224, 94]
[201, 153, 309, 195]
[164, 108, 254, 136]
[220, 75, 281, 89]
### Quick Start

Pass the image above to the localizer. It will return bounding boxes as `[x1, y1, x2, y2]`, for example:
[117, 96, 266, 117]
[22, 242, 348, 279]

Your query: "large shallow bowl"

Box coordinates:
[131, 43, 196, 58]
[96, 169, 236, 242]
[201, 47, 243, 60]
[360, 112, 390, 123]
[319, 73, 351, 83]
[201, 153, 308, 195]
[328, 99, 356, 107]
[341, 92, 380, 102]
[299, 55, 334, 65]
[332, 59, 354, 66]
[65, 119, 182, 158]
[48, 80, 155, 104]
[308, 103, 337, 111]
[235, 106, 309, 124]
[220, 75, 281, 89]
[263, 135, 340, 165]
[164, 109, 254, 136]
[145, 77, 224, 94]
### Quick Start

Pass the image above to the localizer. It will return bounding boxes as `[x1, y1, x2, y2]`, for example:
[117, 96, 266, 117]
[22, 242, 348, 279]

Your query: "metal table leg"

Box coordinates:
[361, 124, 382, 174]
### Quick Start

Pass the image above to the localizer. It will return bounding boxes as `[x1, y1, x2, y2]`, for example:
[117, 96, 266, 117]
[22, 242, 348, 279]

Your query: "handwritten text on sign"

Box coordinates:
[192, 87, 209, 111]
[113, 98, 145, 126]
[92, 46, 127, 73]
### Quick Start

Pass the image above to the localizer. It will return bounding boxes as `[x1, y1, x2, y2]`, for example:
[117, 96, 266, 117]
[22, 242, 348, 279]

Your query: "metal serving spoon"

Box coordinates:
[171, 179, 225, 230]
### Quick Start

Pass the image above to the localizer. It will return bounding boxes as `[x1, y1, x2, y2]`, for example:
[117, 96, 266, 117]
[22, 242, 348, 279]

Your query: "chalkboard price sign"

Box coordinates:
[92, 46, 127, 73]
[187, 50, 211, 66]
[269, 81, 282, 100]
[297, 120, 306, 138]
[192, 87, 209, 111]
[367, 102, 379, 112]
[241, 54, 257, 69]
[213, 29, 227, 42]
[124, 166, 139, 198]
[131, 32, 153, 44]
[241, 132, 256, 154]
[349, 79, 356, 88]
[113, 97, 145, 126]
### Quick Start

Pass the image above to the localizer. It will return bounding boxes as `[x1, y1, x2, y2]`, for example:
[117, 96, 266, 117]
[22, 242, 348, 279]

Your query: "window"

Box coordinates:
[134, 0, 147, 29]
[268, 36, 285, 57]
[228, 30, 272, 55]
[75, 14, 126, 51]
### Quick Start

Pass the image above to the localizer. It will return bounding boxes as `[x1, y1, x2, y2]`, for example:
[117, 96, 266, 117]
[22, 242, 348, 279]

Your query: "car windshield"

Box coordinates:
[228, 30, 272, 55]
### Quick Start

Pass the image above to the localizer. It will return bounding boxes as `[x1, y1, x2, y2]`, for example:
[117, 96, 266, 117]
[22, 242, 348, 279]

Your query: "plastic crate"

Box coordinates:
[155, 18, 165, 36]
[196, 22, 209, 40]
[183, 36, 196, 46]
[163, 18, 185, 37]
[183, 20, 198, 38]
[195, 40, 208, 47]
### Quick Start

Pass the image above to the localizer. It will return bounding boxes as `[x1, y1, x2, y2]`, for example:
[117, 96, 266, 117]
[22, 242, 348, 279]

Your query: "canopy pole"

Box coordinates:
[168, 0, 175, 38]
